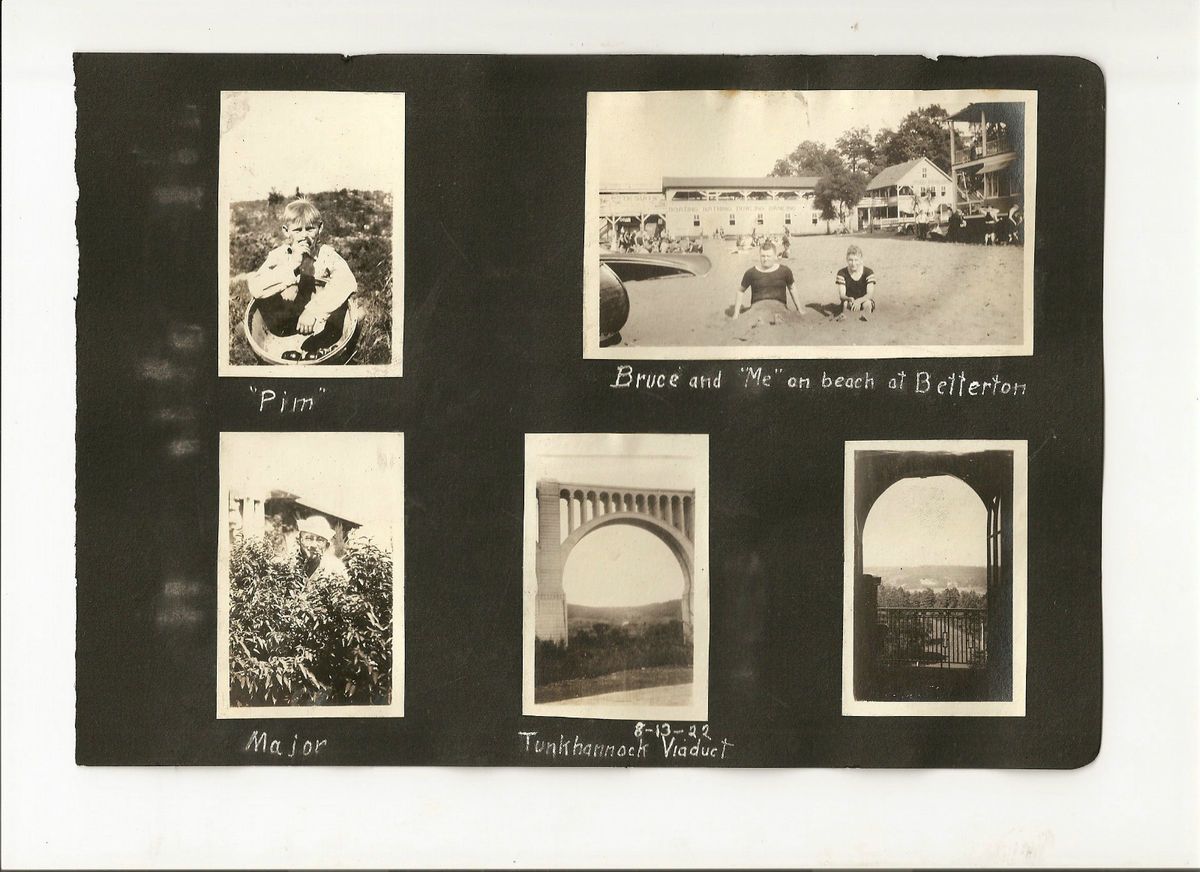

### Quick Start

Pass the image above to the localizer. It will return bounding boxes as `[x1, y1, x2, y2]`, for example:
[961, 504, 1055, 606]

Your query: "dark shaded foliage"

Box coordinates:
[228, 536, 393, 707]
[535, 619, 692, 687]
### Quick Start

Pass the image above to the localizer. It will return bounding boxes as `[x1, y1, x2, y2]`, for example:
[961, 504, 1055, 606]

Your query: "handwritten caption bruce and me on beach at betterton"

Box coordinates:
[610, 364, 1028, 397]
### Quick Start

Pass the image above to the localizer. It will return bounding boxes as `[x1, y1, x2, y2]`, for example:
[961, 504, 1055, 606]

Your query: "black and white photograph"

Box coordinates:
[523, 433, 709, 720]
[584, 90, 1035, 359]
[217, 90, 404, 376]
[217, 431, 404, 718]
[842, 440, 1027, 716]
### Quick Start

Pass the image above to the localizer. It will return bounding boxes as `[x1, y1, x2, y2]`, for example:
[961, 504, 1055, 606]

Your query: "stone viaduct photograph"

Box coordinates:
[523, 433, 709, 720]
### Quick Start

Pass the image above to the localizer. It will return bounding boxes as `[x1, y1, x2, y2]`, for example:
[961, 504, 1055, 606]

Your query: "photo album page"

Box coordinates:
[75, 55, 1104, 767]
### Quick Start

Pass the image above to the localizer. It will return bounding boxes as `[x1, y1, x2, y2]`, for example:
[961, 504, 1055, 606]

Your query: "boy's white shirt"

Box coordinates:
[246, 243, 358, 321]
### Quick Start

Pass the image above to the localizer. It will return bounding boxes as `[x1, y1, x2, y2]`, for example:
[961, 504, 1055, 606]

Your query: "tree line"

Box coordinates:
[769, 105, 962, 229]
[878, 583, 985, 610]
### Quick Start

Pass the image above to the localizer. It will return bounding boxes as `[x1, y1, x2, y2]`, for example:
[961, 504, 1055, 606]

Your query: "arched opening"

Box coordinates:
[864, 475, 987, 575]
[562, 525, 686, 616]
[860, 474, 994, 702]
[535, 521, 694, 705]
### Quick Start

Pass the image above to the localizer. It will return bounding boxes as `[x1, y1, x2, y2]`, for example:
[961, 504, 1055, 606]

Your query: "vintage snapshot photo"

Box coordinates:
[523, 434, 709, 720]
[217, 91, 404, 377]
[842, 440, 1027, 716]
[217, 431, 404, 718]
[583, 90, 1036, 359]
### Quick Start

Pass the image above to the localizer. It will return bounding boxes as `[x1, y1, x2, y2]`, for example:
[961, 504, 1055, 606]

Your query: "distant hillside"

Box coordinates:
[568, 599, 683, 625]
[866, 565, 986, 591]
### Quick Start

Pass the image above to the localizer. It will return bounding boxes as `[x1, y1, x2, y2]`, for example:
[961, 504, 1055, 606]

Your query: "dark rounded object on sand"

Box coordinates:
[599, 262, 630, 345]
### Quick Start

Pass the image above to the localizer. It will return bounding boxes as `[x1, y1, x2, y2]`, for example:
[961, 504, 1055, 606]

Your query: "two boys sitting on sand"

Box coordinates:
[731, 241, 877, 327]
[247, 198, 358, 361]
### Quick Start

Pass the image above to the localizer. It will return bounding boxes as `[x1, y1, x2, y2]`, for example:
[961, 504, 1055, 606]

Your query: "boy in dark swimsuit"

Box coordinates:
[834, 244, 877, 321]
[731, 241, 801, 334]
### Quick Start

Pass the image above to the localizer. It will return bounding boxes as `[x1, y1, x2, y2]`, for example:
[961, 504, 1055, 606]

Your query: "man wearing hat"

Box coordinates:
[296, 513, 348, 580]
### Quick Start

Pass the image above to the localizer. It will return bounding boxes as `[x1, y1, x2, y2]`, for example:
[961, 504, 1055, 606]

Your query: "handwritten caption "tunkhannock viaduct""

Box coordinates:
[519, 723, 735, 763]
[611, 365, 1028, 397]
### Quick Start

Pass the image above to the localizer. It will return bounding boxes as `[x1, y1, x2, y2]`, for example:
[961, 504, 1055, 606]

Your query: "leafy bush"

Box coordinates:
[228, 536, 394, 707]
[535, 620, 692, 688]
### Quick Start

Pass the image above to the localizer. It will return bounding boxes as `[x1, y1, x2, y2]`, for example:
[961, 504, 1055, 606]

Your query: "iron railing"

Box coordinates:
[876, 607, 987, 668]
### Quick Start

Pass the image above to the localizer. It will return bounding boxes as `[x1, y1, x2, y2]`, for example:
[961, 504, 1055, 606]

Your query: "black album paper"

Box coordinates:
[75, 54, 1104, 767]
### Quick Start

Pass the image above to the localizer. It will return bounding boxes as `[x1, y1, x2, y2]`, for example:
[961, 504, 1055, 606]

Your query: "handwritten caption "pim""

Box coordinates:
[250, 386, 326, 413]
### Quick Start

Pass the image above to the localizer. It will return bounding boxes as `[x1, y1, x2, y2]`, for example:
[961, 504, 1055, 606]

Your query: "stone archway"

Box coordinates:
[535, 479, 695, 646]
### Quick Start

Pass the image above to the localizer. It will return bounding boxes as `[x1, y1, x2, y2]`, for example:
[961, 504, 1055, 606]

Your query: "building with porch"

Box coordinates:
[599, 175, 843, 244]
[596, 184, 668, 248]
[228, 488, 363, 558]
[947, 101, 1026, 216]
[856, 157, 955, 231]
[662, 176, 826, 238]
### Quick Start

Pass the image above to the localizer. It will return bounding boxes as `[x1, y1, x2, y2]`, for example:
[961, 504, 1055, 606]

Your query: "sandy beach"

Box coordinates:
[613, 233, 1026, 350]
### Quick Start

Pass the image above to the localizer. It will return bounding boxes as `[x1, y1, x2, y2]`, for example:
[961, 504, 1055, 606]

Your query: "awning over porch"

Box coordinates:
[957, 152, 1017, 177]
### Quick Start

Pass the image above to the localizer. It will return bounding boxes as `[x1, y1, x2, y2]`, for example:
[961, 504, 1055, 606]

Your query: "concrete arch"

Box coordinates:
[560, 512, 694, 641]
[536, 479, 696, 646]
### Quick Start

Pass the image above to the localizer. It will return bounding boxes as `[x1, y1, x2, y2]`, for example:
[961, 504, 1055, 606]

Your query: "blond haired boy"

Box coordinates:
[247, 199, 357, 357]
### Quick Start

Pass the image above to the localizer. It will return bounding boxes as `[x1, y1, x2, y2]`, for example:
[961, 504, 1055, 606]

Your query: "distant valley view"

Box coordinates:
[567, 599, 683, 628]
[535, 598, 691, 703]
[867, 565, 987, 608]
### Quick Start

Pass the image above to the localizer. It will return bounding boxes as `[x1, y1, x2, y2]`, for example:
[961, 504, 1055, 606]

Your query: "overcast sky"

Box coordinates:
[863, 474, 986, 568]
[220, 91, 404, 203]
[563, 525, 685, 607]
[223, 431, 402, 532]
[589, 89, 975, 187]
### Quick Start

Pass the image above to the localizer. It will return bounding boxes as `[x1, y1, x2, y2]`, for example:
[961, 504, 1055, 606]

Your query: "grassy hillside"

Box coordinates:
[535, 618, 692, 700]
[227, 189, 394, 365]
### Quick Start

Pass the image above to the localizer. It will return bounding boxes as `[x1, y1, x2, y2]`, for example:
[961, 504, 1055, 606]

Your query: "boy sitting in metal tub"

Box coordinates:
[247, 198, 357, 362]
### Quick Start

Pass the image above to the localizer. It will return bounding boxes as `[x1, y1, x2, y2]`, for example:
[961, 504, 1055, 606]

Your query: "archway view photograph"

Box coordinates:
[523, 433, 709, 720]
[217, 431, 404, 718]
[583, 89, 1035, 360]
[842, 440, 1027, 717]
